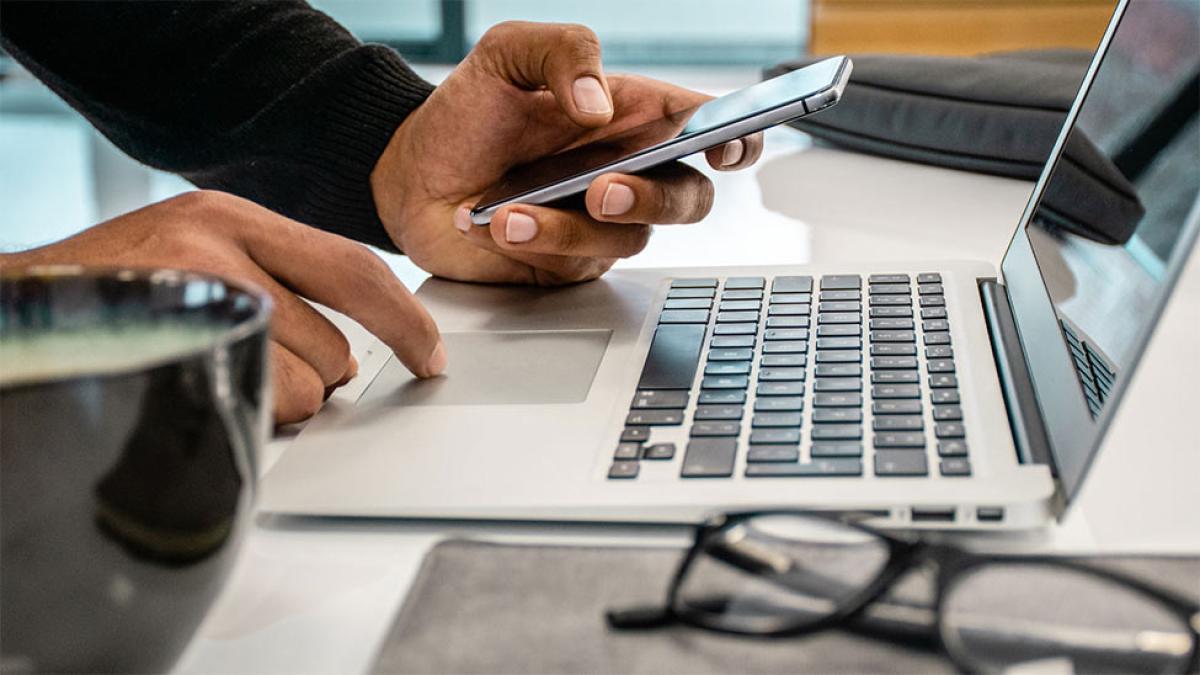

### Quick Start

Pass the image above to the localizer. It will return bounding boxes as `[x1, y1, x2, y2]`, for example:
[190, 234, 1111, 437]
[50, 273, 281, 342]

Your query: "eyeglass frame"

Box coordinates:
[606, 509, 1200, 673]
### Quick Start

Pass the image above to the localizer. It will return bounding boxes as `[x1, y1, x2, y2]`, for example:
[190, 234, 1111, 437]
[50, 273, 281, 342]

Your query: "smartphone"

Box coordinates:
[469, 55, 852, 225]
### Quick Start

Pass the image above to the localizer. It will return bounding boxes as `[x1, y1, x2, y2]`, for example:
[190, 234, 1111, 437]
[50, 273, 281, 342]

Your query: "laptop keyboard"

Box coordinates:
[610, 274, 970, 480]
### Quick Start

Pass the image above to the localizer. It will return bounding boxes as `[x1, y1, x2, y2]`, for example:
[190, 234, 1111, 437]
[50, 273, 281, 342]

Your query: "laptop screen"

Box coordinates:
[1009, 0, 1200, 497]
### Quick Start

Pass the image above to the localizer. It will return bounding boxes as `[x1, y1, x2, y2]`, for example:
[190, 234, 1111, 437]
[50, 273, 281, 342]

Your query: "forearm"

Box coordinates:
[0, 1, 432, 250]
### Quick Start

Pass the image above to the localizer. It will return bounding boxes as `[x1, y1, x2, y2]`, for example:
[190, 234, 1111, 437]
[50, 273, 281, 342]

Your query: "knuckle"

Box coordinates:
[560, 23, 600, 50]
[694, 179, 716, 220]
[478, 20, 520, 49]
[624, 225, 652, 257]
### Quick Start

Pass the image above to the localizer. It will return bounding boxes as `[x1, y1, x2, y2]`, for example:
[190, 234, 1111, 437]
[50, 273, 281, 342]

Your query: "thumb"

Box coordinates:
[473, 21, 613, 128]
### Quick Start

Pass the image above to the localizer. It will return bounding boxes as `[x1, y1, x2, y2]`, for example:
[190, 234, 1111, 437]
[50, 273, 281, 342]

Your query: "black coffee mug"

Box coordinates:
[0, 266, 271, 674]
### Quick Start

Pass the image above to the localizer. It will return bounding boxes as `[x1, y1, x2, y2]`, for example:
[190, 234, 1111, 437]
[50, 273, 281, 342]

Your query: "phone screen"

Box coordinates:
[474, 57, 846, 213]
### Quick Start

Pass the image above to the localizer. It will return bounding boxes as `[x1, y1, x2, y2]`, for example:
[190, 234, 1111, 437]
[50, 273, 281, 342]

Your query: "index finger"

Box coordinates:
[238, 210, 445, 378]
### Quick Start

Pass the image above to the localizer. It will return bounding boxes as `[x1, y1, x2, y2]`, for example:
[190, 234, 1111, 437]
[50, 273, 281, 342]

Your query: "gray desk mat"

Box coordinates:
[372, 540, 1200, 675]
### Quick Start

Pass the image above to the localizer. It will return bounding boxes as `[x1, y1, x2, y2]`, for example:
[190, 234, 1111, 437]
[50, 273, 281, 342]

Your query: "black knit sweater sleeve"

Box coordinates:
[0, 0, 433, 250]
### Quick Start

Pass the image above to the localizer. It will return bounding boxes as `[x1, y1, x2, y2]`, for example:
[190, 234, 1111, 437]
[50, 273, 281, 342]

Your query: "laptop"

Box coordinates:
[261, 0, 1200, 529]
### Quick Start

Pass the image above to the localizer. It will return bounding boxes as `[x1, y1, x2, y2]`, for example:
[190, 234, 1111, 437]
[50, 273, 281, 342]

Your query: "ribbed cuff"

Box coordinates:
[293, 45, 434, 252]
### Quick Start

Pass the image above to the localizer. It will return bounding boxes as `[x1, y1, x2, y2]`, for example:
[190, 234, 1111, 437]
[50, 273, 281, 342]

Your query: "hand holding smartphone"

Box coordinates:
[469, 56, 852, 225]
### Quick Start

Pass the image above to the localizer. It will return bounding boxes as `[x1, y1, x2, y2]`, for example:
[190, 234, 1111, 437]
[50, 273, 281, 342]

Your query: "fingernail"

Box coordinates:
[601, 183, 635, 216]
[425, 341, 447, 377]
[505, 212, 538, 243]
[454, 206, 472, 233]
[721, 139, 745, 167]
[572, 76, 611, 115]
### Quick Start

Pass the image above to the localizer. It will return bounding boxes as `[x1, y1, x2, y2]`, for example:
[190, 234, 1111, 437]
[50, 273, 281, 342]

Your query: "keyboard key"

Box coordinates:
[722, 290, 763, 301]
[820, 275, 861, 290]
[937, 439, 969, 457]
[681, 439, 737, 478]
[755, 396, 804, 412]
[870, 331, 916, 342]
[771, 276, 813, 293]
[699, 391, 746, 405]
[920, 296, 946, 307]
[934, 422, 966, 438]
[668, 288, 716, 300]
[704, 362, 750, 376]
[929, 374, 958, 388]
[719, 300, 760, 312]
[873, 416, 923, 431]
[817, 324, 861, 337]
[933, 405, 963, 421]
[745, 459, 862, 477]
[626, 410, 684, 426]
[923, 319, 950, 332]
[750, 428, 802, 444]
[765, 328, 809, 341]
[811, 425, 863, 440]
[940, 458, 971, 476]
[917, 273, 941, 284]
[711, 335, 755, 349]
[930, 389, 960, 404]
[660, 309, 709, 324]
[921, 307, 948, 319]
[818, 301, 861, 313]
[709, 348, 754, 361]
[870, 306, 913, 317]
[766, 316, 810, 329]
[815, 363, 861, 377]
[767, 304, 811, 316]
[819, 290, 862, 301]
[814, 393, 863, 407]
[869, 296, 911, 306]
[692, 421, 741, 437]
[925, 345, 954, 359]
[814, 377, 861, 392]
[811, 443, 863, 457]
[757, 381, 806, 397]
[714, 323, 756, 335]
[918, 284, 944, 295]
[671, 278, 717, 288]
[621, 427, 650, 443]
[816, 350, 861, 363]
[812, 408, 862, 423]
[614, 443, 641, 460]
[871, 356, 918, 369]
[642, 443, 676, 460]
[762, 340, 808, 354]
[761, 353, 805, 367]
[873, 384, 921, 399]
[717, 311, 759, 323]
[758, 367, 806, 381]
[874, 432, 927, 448]
[870, 343, 916, 356]
[870, 318, 914, 330]
[725, 276, 765, 290]
[694, 405, 744, 421]
[868, 274, 909, 284]
[638, 324, 706, 391]
[927, 359, 956, 373]
[816, 337, 861, 350]
[868, 284, 911, 295]
[875, 450, 928, 476]
[702, 375, 749, 389]
[632, 390, 689, 409]
[871, 371, 919, 384]
[752, 412, 803, 427]
[769, 293, 811, 305]
[818, 312, 861, 324]
[608, 461, 640, 479]
[873, 400, 922, 415]
[664, 298, 711, 310]
[924, 333, 952, 346]
[747, 446, 800, 463]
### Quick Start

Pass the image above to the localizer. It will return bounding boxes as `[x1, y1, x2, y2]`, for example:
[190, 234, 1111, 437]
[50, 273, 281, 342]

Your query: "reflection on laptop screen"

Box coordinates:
[1025, 0, 1199, 420]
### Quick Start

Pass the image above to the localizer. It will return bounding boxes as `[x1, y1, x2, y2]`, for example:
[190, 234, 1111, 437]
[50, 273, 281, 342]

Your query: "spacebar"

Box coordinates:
[638, 324, 706, 390]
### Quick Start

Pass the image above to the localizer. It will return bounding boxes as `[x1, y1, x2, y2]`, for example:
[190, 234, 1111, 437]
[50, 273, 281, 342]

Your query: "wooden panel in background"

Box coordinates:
[811, 0, 1115, 56]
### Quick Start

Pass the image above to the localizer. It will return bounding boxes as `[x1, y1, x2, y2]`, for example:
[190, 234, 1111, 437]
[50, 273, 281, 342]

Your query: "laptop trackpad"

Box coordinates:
[359, 330, 612, 406]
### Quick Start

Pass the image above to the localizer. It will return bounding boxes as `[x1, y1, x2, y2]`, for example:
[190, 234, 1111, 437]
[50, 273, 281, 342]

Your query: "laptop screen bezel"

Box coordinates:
[999, 0, 1200, 503]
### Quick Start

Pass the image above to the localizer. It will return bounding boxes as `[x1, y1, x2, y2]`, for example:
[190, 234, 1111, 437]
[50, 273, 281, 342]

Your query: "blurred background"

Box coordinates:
[0, 0, 1114, 251]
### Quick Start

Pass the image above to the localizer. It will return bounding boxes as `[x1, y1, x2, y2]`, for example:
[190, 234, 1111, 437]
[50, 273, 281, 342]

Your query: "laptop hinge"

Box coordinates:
[979, 279, 1055, 471]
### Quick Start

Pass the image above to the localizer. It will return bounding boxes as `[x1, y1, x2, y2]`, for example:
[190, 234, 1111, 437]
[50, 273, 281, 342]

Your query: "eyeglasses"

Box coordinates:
[606, 510, 1200, 674]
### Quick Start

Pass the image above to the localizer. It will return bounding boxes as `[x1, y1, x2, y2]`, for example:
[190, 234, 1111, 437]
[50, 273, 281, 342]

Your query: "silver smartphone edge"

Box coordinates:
[470, 56, 852, 225]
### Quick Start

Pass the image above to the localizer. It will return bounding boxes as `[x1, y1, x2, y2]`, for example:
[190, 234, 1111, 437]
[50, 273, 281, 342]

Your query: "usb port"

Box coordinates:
[911, 507, 956, 523]
[976, 507, 1004, 522]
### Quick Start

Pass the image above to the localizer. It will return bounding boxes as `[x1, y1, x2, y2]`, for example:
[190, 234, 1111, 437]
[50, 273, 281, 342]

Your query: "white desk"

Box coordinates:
[171, 126, 1200, 675]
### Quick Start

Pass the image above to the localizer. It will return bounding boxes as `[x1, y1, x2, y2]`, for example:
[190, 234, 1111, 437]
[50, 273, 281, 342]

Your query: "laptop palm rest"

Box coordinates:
[358, 330, 612, 407]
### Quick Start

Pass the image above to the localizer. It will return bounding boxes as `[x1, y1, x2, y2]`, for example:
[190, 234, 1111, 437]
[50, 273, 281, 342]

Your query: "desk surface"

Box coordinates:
[170, 119, 1200, 673]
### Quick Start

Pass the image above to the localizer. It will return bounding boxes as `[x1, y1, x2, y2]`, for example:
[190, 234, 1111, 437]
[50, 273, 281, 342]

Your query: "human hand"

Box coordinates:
[371, 21, 763, 286]
[0, 191, 444, 423]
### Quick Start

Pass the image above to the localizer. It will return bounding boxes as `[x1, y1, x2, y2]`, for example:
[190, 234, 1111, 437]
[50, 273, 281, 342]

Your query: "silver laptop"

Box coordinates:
[262, 0, 1199, 529]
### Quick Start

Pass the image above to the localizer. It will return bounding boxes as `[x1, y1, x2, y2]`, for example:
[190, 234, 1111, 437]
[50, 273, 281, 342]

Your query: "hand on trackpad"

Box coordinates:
[360, 330, 612, 406]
